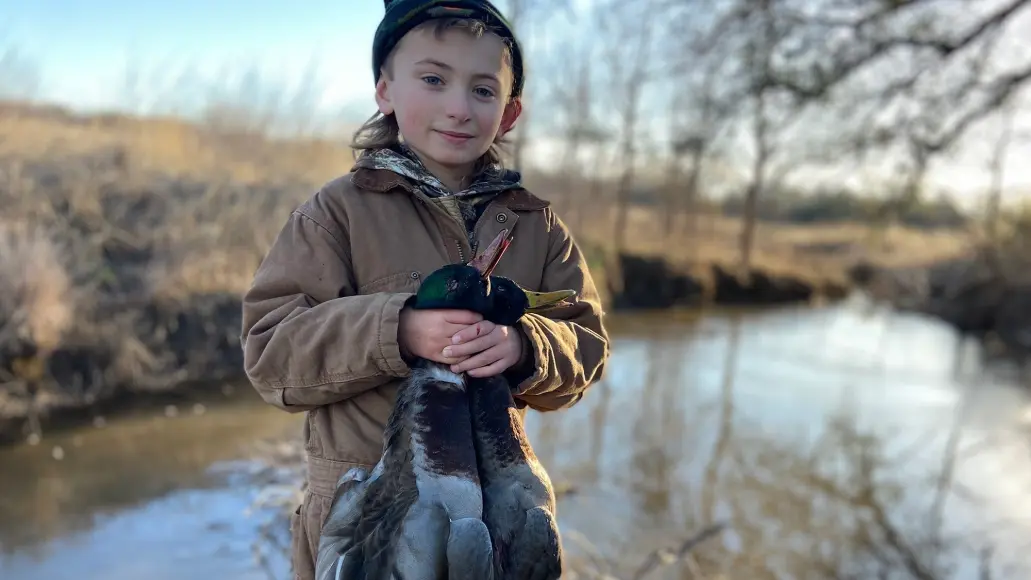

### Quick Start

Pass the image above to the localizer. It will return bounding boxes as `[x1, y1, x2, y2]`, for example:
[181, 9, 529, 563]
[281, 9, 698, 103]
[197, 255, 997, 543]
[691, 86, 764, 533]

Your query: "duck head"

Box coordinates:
[412, 230, 577, 326]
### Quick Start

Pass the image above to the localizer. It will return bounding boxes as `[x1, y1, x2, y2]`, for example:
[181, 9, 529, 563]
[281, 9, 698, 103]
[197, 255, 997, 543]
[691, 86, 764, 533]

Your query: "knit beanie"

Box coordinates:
[372, 0, 525, 98]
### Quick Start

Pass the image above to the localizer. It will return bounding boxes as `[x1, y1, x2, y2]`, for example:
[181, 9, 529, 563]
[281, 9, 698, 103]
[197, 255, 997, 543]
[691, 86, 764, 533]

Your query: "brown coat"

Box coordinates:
[240, 166, 609, 580]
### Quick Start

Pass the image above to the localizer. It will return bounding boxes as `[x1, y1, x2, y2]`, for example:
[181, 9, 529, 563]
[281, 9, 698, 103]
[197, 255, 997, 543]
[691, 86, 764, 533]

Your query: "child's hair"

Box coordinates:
[352, 17, 517, 169]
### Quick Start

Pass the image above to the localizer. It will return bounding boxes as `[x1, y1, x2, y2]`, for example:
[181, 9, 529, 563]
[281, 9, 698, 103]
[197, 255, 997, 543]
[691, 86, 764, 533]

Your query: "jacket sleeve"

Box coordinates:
[509, 210, 610, 412]
[240, 196, 412, 413]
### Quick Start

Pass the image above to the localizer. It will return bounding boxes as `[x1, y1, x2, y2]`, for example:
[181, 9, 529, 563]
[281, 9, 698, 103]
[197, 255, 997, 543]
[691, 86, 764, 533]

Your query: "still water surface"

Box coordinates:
[1, 301, 1030, 579]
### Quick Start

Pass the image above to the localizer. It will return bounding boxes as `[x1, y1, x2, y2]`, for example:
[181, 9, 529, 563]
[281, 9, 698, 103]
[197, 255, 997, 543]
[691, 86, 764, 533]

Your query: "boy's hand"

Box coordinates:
[398, 308, 484, 365]
[445, 321, 523, 378]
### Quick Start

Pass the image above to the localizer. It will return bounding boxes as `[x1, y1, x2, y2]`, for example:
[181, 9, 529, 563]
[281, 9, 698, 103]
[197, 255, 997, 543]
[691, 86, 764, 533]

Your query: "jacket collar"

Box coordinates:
[350, 166, 551, 212]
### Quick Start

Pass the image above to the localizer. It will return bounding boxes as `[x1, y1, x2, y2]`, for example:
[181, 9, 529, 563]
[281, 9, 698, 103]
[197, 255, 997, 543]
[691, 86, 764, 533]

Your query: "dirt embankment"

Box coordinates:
[605, 253, 849, 309]
[558, 204, 967, 312]
[0, 149, 302, 443]
[0, 102, 976, 444]
[845, 242, 1031, 364]
[0, 104, 356, 444]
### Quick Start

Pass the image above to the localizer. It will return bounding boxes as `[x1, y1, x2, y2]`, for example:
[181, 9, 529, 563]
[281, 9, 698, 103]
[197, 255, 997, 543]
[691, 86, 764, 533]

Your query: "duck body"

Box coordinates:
[469, 371, 562, 580]
[315, 230, 570, 580]
[416, 250, 566, 579]
[464, 274, 564, 580]
[314, 358, 493, 580]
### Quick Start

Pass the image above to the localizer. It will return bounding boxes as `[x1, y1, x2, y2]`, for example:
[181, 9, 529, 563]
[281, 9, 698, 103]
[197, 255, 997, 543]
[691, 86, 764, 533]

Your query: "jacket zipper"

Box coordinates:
[408, 194, 467, 262]
[406, 188, 490, 264]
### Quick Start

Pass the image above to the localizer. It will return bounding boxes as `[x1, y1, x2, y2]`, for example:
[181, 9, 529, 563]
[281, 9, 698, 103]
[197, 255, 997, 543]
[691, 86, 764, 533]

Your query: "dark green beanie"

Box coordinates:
[372, 0, 525, 98]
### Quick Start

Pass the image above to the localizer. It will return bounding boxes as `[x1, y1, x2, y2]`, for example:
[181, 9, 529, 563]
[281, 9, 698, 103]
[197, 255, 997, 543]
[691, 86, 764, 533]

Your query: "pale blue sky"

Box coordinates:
[2, 0, 390, 116]
[2, 0, 1030, 197]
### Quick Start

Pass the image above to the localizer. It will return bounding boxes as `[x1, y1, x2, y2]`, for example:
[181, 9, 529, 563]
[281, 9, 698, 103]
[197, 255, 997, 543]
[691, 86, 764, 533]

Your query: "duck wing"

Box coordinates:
[317, 362, 497, 580]
[468, 374, 563, 580]
[316, 444, 420, 580]
[315, 466, 372, 580]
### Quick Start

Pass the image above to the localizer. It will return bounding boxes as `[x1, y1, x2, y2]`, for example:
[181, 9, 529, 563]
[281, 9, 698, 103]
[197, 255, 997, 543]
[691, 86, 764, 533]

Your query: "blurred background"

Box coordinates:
[2, 0, 1031, 578]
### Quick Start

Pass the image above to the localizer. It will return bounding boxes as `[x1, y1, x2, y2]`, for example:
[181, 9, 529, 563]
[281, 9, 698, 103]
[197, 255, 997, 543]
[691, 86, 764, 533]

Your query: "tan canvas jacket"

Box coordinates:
[240, 165, 609, 579]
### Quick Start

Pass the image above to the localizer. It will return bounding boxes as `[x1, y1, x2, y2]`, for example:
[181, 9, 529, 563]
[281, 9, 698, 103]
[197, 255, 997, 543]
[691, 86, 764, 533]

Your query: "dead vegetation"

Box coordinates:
[0, 97, 979, 442]
[0, 105, 355, 442]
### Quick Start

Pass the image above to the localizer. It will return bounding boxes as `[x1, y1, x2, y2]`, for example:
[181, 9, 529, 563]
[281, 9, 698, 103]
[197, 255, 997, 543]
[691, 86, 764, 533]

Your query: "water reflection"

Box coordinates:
[0, 387, 301, 571]
[526, 305, 1031, 579]
[0, 304, 1029, 579]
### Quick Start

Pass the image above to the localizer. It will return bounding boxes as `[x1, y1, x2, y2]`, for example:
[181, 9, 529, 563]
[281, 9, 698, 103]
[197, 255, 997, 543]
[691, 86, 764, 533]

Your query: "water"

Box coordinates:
[2, 301, 1030, 579]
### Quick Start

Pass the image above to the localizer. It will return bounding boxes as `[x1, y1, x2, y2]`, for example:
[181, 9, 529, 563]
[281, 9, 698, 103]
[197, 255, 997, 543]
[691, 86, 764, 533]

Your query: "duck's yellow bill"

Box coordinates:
[525, 289, 577, 311]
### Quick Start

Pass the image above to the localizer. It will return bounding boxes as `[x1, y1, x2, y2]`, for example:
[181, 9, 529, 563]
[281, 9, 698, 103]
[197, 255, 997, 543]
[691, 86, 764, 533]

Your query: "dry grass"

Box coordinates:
[0, 100, 975, 437]
[0, 102, 356, 436]
[546, 196, 974, 288]
[0, 101, 355, 185]
[0, 222, 74, 357]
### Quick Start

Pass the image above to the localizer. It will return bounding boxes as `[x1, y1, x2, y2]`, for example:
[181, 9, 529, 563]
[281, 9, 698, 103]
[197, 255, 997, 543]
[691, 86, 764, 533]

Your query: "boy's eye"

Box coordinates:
[474, 87, 496, 98]
[422, 75, 443, 86]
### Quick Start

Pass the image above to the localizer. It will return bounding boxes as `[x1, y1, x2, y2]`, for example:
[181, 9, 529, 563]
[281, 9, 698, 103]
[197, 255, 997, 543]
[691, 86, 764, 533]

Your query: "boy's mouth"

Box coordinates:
[436, 130, 474, 144]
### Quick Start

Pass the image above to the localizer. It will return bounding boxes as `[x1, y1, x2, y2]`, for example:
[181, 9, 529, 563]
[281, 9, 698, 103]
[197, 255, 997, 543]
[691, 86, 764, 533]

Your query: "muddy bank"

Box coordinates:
[0, 147, 845, 444]
[846, 252, 1031, 363]
[0, 148, 302, 445]
[0, 292, 246, 445]
[607, 253, 851, 310]
[0, 248, 849, 444]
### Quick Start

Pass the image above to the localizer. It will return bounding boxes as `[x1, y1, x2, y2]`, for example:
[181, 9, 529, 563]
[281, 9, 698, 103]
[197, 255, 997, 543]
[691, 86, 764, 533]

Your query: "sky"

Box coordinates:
[2, 1, 384, 118]
[0, 0, 578, 170]
[3, 0, 1031, 204]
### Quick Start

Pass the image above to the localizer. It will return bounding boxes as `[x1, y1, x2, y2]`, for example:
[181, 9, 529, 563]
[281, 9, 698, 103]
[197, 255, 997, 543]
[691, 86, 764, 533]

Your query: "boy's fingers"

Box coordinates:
[425, 351, 469, 365]
[451, 321, 496, 344]
[441, 310, 484, 324]
[466, 359, 508, 378]
[443, 334, 497, 359]
[450, 348, 502, 374]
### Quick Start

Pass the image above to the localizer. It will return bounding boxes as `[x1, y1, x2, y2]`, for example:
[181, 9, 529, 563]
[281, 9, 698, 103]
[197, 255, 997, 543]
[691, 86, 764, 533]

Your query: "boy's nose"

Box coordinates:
[444, 91, 472, 121]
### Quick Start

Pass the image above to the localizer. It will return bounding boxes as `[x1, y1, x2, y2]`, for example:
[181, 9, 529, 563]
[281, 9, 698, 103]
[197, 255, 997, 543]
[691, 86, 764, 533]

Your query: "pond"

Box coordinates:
[2, 300, 1030, 579]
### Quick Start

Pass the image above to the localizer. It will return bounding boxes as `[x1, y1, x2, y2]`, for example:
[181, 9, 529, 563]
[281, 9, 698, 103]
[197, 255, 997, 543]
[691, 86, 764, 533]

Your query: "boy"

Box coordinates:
[239, 1, 609, 578]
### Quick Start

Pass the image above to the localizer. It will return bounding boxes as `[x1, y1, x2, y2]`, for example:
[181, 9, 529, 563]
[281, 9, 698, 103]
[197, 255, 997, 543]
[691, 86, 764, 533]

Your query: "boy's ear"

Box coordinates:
[498, 98, 522, 138]
[375, 75, 394, 115]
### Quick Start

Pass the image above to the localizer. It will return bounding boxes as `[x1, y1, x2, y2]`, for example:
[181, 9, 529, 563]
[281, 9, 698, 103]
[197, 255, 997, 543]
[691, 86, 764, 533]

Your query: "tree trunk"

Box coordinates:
[738, 93, 768, 275]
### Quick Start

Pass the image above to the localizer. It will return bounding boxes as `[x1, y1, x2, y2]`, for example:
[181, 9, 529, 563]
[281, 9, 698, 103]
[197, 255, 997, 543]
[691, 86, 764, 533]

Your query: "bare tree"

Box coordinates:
[131, 57, 328, 139]
[501, 0, 574, 174]
[678, 0, 812, 272]
[662, 61, 730, 244]
[598, 1, 654, 253]
[764, 0, 1031, 211]
[543, 30, 610, 232]
[984, 103, 1018, 243]
[0, 43, 42, 100]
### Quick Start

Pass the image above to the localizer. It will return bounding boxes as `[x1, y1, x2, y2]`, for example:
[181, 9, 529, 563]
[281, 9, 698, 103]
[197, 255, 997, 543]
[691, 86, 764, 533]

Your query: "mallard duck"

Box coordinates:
[313, 251, 501, 580]
[462, 233, 571, 580]
[314, 230, 571, 580]
[313, 352, 494, 580]
[413, 229, 571, 579]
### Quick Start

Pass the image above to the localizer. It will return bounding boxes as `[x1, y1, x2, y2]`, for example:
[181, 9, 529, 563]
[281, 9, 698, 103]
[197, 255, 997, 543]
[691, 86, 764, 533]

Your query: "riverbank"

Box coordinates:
[845, 239, 1031, 368]
[0, 102, 973, 444]
[555, 201, 969, 310]
[4, 307, 1029, 579]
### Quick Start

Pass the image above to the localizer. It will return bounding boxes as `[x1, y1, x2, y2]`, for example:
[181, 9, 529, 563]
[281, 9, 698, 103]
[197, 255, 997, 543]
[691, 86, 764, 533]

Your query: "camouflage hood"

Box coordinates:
[353, 144, 522, 246]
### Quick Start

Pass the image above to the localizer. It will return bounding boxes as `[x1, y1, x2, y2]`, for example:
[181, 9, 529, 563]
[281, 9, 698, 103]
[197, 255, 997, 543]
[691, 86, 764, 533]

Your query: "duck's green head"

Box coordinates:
[412, 263, 494, 314]
[412, 229, 577, 325]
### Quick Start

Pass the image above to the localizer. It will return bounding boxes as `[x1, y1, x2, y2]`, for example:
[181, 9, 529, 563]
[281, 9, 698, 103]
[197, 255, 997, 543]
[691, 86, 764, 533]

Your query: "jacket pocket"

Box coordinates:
[290, 503, 314, 580]
[303, 491, 336, 574]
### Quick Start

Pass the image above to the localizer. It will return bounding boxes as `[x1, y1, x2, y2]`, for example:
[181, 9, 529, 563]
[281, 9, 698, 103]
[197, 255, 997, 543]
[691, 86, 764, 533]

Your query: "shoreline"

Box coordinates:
[1, 255, 847, 448]
[0, 101, 978, 446]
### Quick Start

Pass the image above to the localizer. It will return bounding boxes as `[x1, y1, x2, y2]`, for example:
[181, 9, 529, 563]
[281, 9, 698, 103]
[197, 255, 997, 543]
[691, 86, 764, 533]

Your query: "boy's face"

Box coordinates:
[376, 23, 521, 180]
